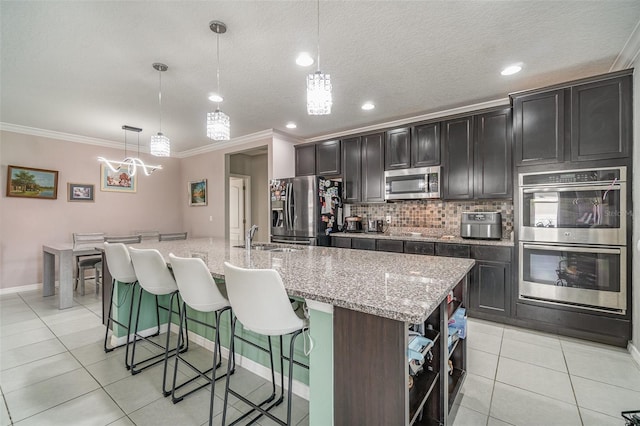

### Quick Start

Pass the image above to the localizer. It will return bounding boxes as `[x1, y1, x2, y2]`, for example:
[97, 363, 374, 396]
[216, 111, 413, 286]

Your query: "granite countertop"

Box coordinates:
[331, 231, 515, 247]
[135, 238, 475, 323]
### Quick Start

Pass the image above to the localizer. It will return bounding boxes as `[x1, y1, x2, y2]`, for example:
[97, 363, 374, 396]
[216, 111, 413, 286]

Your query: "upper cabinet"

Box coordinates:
[384, 124, 440, 170]
[294, 140, 341, 177]
[442, 108, 512, 200]
[361, 133, 385, 202]
[342, 136, 362, 203]
[512, 71, 631, 166]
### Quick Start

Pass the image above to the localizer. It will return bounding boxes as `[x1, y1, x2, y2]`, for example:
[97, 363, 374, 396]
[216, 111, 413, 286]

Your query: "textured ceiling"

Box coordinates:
[2, 1, 640, 154]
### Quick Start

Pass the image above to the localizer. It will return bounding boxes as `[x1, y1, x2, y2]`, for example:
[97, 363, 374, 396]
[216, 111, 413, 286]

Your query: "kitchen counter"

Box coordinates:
[134, 237, 474, 324]
[331, 231, 515, 247]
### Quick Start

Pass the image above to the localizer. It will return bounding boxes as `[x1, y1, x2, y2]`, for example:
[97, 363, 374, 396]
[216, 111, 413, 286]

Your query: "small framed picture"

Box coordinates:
[100, 164, 137, 193]
[6, 165, 59, 200]
[68, 183, 95, 202]
[189, 179, 207, 206]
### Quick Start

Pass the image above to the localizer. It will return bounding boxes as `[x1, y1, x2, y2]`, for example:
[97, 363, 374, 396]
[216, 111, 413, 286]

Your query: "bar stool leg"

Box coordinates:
[161, 292, 180, 395]
[220, 316, 237, 426]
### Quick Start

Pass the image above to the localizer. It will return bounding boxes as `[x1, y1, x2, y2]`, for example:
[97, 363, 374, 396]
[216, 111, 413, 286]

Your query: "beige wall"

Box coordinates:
[0, 130, 182, 288]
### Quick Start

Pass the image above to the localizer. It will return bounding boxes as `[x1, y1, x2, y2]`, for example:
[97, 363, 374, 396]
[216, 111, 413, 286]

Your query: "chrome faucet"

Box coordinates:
[245, 224, 259, 249]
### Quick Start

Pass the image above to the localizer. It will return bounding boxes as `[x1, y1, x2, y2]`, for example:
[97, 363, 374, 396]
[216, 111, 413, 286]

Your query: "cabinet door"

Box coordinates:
[470, 260, 511, 317]
[435, 243, 470, 258]
[295, 144, 316, 176]
[352, 238, 376, 251]
[384, 128, 410, 170]
[513, 90, 565, 166]
[411, 122, 440, 167]
[474, 108, 512, 199]
[404, 241, 435, 255]
[376, 239, 404, 253]
[442, 116, 474, 199]
[331, 236, 352, 248]
[342, 137, 361, 203]
[316, 140, 341, 176]
[361, 133, 385, 202]
[571, 75, 631, 161]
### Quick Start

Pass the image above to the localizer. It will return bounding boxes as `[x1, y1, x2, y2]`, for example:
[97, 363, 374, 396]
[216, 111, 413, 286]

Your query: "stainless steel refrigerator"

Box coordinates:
[270, 176, 342, 246]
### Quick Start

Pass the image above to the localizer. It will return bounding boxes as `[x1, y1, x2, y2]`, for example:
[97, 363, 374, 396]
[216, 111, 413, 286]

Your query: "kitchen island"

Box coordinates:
[111, 238, 475, 425]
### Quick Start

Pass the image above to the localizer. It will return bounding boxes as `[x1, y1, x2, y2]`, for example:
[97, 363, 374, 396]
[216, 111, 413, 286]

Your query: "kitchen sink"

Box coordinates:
[232, 244, 300, 252]
[268, 247, 300, 252]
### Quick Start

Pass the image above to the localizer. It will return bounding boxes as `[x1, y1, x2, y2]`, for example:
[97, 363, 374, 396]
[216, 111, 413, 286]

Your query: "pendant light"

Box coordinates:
[307, 0, 332, 115]
[207, 20, 230, 141]
[150, 63, 170, 157]
[98, 125, 162, 176]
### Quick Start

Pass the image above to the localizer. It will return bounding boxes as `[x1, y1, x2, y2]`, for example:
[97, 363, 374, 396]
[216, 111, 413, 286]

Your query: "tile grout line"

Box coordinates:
[484, 328, 504, 426]
[559, 340, 585, 426]
[0, 386, 14, 426]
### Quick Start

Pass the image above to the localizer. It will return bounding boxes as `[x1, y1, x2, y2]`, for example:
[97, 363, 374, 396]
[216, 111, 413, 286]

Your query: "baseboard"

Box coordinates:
[629, 342, 640, 368]
[0, 283, 41, 295]
[110, 324, 170, 347]
[169, 323, 310, 401]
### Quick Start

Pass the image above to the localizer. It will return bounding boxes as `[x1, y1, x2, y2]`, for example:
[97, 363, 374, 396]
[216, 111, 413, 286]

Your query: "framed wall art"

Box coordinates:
[100, 164, 137, 193]
[188, 179, 207, 206]
[68, 183, 95, 202]
[6, 165, 59, 199]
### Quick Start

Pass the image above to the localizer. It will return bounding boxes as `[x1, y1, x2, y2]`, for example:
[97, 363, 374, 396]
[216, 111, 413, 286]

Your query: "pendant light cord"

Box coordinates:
[216, 32, 221, 109]
[158, 69, 163, 133]
[316, 0, 321, 72]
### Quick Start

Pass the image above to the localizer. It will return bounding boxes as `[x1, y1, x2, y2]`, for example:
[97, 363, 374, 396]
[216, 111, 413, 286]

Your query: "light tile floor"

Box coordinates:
[1, 285, 639, 425]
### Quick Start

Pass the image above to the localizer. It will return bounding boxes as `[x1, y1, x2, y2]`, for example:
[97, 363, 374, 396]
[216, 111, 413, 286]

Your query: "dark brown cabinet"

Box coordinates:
[512, 71, 632, 166]
[474, 109, 512, 199]
[385, 128, 411, 170]
[361, 133, 385, 202]
[331, 236, 352, 248]
[571, 76, 631, 162]
[469, 246, 512, 317]
[412, 122, 440, 168]
[513, 89, 564, 166]
[442, 116, 474, 199]
[376, 239, 404, 253]
[316, 139, 341, 176]
[341, 137, 362, 203]
[352, 238, 376, 251]
[295, 144, 316, 176]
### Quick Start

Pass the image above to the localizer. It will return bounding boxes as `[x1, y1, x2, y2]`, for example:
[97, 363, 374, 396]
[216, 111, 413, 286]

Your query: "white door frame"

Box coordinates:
[229, 174, 251, 242]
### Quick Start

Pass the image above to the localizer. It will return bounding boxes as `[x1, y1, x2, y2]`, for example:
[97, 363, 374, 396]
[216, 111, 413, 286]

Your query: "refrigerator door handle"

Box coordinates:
[286, 182, 293, 230]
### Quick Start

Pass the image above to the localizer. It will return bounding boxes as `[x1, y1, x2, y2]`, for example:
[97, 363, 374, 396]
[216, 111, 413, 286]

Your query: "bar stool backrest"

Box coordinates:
[105, 235, 142, 244]
[169, 254, 229, 313]
[104, 242, 137, 284]
[223, 262, 305, 336]
[159, 232, 188, 241]
[129, 248, 177, 295]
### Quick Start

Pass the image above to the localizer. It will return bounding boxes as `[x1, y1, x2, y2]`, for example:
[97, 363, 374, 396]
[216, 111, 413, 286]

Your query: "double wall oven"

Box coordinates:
[518, 167, 628, 314]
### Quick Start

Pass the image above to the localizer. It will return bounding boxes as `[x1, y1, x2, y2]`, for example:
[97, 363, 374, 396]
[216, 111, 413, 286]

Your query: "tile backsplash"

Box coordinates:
[347, 199, 514, 238]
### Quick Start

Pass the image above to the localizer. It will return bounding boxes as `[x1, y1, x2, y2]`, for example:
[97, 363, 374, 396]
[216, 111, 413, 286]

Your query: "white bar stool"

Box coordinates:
[221, 262, 308, 426]
[103, 242, 138, 369]
[168, 254, 234, 419]
[128, 247, 184, 385]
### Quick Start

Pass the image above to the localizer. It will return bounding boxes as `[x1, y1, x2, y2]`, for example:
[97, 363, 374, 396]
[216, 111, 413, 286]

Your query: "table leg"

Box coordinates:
[43, 250, 56, 297]
[58, 250, 74, 309]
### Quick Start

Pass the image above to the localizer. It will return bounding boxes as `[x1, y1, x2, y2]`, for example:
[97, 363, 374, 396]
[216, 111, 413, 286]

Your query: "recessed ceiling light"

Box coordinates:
[286, 122, 297, 129]
[501, 65, 522, 76]
[361, 102, 375, 111]
[208, 93, 223, 102]
[296, 52, 314, 67]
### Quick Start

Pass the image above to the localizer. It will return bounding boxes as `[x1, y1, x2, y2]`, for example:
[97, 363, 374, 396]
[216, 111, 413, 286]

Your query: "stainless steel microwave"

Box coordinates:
[384, 166, 440, 200]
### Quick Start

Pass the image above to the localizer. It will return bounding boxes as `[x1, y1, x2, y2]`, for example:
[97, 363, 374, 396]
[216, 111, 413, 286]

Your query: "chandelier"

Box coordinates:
[150, 63, 170, 157]
[307, 0, 332, 115]
[98, 125, 162, 176]
[206, 20, 230, 141]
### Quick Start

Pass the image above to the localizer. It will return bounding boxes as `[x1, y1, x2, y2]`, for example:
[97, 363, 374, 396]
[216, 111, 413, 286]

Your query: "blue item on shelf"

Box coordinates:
[448, 307, 467, 339]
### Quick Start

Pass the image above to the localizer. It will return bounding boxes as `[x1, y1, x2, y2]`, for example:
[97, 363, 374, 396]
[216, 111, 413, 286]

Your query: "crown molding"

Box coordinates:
[304, 98, 510, 143]
[611, 18, 640, 70]
[175, 129, 277, 158]
[0, 122, 124, 150]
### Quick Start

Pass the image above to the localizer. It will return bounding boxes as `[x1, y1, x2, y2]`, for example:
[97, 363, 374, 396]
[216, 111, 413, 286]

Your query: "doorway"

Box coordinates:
[229, 176, 250, 244]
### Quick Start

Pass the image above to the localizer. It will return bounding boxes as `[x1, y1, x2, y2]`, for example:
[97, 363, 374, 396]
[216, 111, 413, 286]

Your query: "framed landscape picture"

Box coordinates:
[6, 165, 58, 199]
[68, 183, 95, 202]
[100, 164, 136, 193]
[189, 179, 207, 206]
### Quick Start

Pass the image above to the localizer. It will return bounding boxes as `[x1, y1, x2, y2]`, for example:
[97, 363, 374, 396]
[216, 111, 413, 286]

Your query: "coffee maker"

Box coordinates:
[367, 219, 385, 233]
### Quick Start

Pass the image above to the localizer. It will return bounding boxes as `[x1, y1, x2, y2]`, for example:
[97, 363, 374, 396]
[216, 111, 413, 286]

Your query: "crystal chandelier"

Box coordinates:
[98, 126, 162, 176]
[207, 21, 230, 141]
[307, 0, 332, 115]
[150, 63, 170, 157]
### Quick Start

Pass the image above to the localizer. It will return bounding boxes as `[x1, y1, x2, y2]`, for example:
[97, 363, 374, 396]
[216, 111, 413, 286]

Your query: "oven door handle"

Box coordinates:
[522, 243, 621, 255]
[522, 184, 621, 193]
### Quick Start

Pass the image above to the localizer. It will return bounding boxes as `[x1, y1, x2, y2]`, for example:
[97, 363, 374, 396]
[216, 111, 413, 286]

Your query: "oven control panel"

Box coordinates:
[522, 168, 622, 186]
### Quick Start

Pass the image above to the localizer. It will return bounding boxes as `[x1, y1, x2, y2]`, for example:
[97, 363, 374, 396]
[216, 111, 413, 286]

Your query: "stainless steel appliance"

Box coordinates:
[518, 166, 628, 314]
[460, 212, 502, 240]
[345, 216, 363, 233]
[367, 219, 385, 233]
[519, 167, 626, 245]
[384, 166, 440, 200]
[270, 176, 342, 246]
[519, 242, 626, 314]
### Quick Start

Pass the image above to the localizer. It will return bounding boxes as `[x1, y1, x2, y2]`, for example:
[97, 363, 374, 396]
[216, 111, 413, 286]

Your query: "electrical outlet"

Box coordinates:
[385, 216, 392, 224]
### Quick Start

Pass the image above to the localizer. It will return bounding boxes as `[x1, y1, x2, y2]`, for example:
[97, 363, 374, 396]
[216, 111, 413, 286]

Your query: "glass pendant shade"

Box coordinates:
[207, 109, 230, 141]
[307, 71, 332, 115]
[150, 132, 170, 157]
